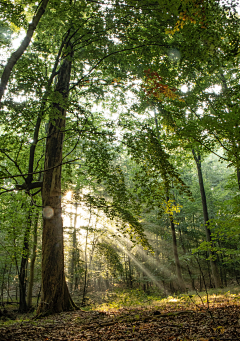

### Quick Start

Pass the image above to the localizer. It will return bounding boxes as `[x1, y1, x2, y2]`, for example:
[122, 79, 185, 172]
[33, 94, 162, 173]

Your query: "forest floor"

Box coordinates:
[1, 288, 240, 340]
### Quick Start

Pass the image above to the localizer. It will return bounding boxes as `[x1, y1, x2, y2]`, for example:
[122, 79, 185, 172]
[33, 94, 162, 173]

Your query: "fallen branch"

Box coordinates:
[80, 310, 195, 330]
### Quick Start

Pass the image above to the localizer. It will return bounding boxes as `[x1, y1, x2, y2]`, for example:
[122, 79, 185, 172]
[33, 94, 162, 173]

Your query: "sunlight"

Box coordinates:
[168, 297, 178, 302]
[196, 107, 204, 116]
[122, 245, 164, 290]
[105, 224, 172, 292]
[61, 191, 103, 244]
[64, 190, 73, 201]
[11, 29, 26, 50]
[1, 0, 240, 328]
[112, 232, 165, 291]
[205, 84, 222, 94]
[135, 244, 172, 279]
[181, 85, 188, 93]
[62, 191, 73, 229]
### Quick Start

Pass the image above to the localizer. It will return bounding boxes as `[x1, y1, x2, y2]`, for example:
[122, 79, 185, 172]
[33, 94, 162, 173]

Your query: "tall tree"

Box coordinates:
[37, 43, 76, 314]
[0, 0, 239, 312]
[192, 149, 222, 288]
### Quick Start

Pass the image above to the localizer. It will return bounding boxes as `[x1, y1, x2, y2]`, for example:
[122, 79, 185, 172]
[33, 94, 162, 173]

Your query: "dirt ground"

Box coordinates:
[0, 302, 240, 340]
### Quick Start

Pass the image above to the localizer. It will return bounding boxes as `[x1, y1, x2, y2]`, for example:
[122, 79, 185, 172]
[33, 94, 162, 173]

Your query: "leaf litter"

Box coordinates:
[1, 299, 240, 340]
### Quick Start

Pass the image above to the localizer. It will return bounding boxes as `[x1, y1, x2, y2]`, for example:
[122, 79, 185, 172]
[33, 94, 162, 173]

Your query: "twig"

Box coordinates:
[194, 255, 216, 325]
[0, 166, 18, 184]
[0, 149, 26, 181]
[0, 188, 16, 195]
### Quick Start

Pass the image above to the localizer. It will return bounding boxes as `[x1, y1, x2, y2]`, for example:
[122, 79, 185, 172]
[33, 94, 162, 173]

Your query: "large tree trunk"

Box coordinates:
[37, 50, 77, 315]
[192, 149, 222, 288]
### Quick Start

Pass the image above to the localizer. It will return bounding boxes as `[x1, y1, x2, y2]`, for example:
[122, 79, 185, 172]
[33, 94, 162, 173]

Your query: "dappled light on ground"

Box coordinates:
[1, 289, 240, 340]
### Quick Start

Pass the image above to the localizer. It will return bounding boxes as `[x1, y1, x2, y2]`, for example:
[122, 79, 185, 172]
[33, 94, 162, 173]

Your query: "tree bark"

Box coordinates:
[0, 0, 50, 103]
[192, 149, 222, 288]
[25, 31, 70, 187]
[37, 49, 77, 315]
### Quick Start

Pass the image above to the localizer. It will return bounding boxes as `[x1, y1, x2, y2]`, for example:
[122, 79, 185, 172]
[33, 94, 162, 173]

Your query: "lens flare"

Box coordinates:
[43, 206, 54, 219]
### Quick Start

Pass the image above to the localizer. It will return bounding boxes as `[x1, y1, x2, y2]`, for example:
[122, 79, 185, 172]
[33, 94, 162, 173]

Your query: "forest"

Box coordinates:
[0, 0, 240, 340]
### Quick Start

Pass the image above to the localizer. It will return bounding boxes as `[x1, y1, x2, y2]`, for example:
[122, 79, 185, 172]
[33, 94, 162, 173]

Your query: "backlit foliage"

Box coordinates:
[142, 70, 184, 102]
[165, 0, 207, 35]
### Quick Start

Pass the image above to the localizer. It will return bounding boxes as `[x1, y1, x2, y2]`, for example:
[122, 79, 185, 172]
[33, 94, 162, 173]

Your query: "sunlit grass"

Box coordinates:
[88, 286, 240, 312]
[86, 288, 162, 312]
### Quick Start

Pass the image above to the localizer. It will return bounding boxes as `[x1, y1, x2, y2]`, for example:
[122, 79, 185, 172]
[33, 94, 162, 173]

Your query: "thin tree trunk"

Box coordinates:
[1, 264, 7, 305]
[237, 167, 240, 191]
[192, 149, 222, 288]
[27, 210, 39, 308]
[219, 252, 227, 286]
[70, 203, 78, 293]
[37, 46, 77, 315]
[199, 275, 202, 291]
[179, 227, 195, 290]
[18, 206, 32, 313]
[82, 206, 92, 306]
[154, 108, 186, 292]
[0, 0, 50, 102]
[128, 256, 133, 288]
[169, 210, 184, 289]
[167, 197, 186, 292]
[206, 251, 213, 288]
[7, 263, 12, 303]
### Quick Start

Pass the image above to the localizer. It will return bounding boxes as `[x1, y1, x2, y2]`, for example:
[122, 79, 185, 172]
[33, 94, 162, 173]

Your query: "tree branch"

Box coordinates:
[0, 166, 18, 184]
[0, 149, 26, 181]
[70, 43, 168, 91]
[0, 158, 81, 181]
[16, 181, 43, 191]
[0, 187, 16, 195]
[0, 0, 50, 102]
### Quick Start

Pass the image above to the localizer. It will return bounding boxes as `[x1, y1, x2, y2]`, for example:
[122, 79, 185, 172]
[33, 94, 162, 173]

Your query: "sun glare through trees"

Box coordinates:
[0, 0, 240, 339]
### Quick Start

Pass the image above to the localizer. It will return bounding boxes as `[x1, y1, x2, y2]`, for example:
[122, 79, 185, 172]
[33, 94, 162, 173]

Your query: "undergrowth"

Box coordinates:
[1, 285, 240, 326]
[87, 285, 240, 312]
